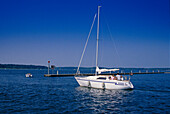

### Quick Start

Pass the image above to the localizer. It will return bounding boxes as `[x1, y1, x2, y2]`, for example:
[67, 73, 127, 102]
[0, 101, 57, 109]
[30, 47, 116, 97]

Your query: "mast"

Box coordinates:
[96, 6, 101, 75]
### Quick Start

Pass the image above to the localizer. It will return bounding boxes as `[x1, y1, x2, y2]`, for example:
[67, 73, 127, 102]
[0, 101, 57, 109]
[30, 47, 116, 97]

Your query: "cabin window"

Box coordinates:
[97, 77, 106, 80]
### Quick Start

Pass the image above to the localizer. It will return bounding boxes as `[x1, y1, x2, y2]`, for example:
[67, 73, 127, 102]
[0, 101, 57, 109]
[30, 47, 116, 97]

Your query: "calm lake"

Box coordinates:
[0, 69, 169, 113]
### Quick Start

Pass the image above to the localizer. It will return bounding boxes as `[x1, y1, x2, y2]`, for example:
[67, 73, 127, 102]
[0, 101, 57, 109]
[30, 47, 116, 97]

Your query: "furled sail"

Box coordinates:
[96, 66, 119, 74]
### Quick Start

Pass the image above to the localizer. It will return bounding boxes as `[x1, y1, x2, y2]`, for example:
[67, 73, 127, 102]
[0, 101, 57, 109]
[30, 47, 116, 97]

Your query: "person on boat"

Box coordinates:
[120, 75, 123, 81]
[116, 73, 121, 80]
[110, 75, 117, 80]
[111, 75, 114, 80]
[113, 76, 117, 80]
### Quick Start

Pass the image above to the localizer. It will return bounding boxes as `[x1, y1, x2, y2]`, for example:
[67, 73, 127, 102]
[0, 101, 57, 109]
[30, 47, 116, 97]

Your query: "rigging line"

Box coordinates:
[76, 13, 97, 75]
[106, 22, 122, 67]
[103, 12, 122, 67]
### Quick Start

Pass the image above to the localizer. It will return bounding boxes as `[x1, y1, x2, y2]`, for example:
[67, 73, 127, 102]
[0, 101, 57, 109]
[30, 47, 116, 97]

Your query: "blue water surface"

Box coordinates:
[0, 69, 169, 113]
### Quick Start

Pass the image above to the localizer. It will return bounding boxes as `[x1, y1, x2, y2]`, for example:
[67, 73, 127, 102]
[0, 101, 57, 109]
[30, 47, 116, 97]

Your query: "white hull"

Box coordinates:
[75, 76, 134, 90]
[90, 81, 104, 89]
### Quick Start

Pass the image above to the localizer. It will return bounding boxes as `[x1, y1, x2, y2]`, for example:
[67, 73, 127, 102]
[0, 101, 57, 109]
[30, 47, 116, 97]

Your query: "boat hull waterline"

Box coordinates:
[75, 76, 134, 90]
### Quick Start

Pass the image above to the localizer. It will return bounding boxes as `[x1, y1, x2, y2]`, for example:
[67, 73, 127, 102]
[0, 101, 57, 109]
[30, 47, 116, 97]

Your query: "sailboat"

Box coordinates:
[75, 6, 134, 90]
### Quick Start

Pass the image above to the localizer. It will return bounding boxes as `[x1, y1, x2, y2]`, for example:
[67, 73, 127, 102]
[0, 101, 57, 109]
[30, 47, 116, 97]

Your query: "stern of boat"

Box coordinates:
[128, 81, 134, 89]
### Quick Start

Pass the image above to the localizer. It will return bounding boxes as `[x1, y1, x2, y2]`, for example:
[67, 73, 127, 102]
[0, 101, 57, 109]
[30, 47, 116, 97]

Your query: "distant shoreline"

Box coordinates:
[0, 64, 48, 70]
[0, 64, 169, 70]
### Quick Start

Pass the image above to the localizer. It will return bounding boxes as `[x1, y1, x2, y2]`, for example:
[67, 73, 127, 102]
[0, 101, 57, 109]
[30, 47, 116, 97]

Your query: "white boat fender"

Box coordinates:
[88, 81, 91, 87]
[102, 82, 105, 89]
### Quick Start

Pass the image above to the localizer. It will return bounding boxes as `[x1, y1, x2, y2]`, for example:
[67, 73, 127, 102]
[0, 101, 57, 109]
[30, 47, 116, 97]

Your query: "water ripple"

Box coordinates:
[0, 70, 169, 113]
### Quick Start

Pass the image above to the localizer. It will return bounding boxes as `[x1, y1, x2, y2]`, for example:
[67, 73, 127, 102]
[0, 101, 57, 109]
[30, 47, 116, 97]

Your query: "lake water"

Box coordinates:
[0, 69, 169, 113]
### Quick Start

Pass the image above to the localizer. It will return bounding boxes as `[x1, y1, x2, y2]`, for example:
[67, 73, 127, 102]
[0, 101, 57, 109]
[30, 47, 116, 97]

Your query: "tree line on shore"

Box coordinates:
[0, 64, 47, 69]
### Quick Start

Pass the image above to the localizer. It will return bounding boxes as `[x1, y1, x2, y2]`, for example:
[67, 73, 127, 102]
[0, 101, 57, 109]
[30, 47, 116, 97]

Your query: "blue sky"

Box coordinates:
[0, 0, 169, 68]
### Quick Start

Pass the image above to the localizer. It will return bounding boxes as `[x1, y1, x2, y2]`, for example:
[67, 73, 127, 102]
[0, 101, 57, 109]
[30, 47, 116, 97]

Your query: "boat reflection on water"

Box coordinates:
[75, 86, 134, 113]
